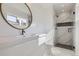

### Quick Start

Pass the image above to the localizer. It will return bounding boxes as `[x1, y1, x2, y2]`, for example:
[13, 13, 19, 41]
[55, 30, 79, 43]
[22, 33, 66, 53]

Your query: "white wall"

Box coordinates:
[0, 3, 54, 56]
[75, 4, 79, 55]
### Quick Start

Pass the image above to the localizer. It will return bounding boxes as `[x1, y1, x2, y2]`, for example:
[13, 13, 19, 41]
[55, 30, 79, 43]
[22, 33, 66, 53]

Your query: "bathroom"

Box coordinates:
[0, 3, 79, 56]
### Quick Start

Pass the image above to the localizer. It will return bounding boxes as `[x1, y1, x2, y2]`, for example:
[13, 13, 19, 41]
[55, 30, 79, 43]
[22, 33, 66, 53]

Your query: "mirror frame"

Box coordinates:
[0, 3, 32, 30]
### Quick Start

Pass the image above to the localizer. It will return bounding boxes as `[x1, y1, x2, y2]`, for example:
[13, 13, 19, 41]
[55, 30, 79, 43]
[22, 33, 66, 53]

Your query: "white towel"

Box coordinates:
[45, 29, 55, 45]
[38, 29, 55, 46]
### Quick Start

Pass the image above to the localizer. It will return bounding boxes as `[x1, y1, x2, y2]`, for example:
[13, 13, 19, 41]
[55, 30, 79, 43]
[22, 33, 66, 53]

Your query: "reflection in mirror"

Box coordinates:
[1, 3, 32, 30]
[7, 15, 28, 28]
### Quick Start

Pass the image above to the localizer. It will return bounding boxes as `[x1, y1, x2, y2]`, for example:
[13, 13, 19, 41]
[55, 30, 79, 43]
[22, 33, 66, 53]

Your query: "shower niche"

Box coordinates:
[53, 3, 75, 51]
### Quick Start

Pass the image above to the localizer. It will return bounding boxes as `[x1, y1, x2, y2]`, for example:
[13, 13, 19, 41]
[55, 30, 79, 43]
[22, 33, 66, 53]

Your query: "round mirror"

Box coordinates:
[0, 3, 32, 30]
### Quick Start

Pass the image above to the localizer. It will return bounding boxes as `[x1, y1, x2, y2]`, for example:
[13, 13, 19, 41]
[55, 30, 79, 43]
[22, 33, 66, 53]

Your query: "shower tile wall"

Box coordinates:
[54, 3, 75, 46]
[56, 26, 73, 46]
